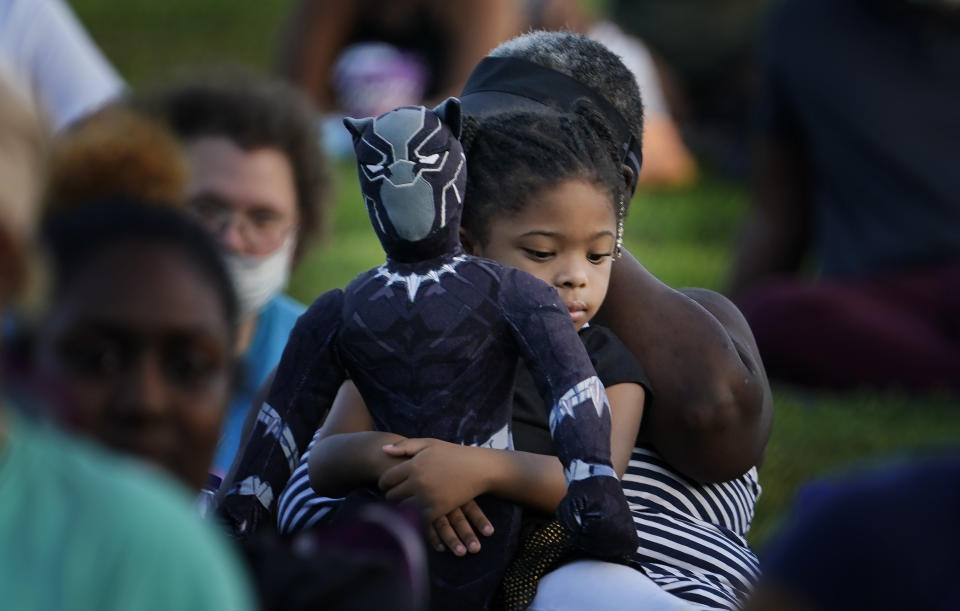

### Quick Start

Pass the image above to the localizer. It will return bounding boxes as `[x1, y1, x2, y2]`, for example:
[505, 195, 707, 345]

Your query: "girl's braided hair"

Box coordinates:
[460, 101, 630, 247]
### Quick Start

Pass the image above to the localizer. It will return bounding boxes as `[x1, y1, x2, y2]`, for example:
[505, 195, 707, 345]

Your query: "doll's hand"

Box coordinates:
[378, 438, 489, 520]
[425, 501, 495, 556]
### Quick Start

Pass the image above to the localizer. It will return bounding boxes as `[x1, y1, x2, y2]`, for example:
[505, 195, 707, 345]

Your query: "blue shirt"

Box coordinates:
[212, 293, 305, 474]
[0, 415, 254, 610]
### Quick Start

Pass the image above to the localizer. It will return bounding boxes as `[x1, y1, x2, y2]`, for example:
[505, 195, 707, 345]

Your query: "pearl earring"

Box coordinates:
[614, 197, 625, 259]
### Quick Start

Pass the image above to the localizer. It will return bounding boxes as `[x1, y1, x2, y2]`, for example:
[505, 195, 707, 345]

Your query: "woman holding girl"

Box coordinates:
[274, 104, 757, 609]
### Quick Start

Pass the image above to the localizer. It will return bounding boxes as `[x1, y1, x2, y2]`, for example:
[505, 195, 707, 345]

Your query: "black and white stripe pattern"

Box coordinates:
[277, 442, 761, 610]
[276, 430, 342, 535]
[623, 445, 761, 610]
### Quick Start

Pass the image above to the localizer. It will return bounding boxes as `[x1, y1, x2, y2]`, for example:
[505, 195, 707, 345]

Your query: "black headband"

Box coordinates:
[461, 56, 643, 195]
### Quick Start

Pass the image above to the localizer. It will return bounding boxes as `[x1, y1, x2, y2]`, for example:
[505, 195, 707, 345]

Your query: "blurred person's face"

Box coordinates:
[185, 137, 298, 257]
[185, 137, 298, 319]
[37, 241, 233, 489]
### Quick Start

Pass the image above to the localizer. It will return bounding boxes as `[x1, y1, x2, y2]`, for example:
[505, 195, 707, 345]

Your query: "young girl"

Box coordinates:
[460, 111, 761, 610]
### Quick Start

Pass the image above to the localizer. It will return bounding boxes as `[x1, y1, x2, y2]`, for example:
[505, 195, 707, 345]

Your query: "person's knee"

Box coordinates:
[529, 560, 694, 610]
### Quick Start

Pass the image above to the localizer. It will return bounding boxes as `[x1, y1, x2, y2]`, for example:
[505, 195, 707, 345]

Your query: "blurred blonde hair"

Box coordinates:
[47, 106, 189, 210]
[0, 78, 48, 301]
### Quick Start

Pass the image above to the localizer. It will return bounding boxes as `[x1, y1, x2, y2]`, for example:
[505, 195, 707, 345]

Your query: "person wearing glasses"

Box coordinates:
[134, 70, 330, 475]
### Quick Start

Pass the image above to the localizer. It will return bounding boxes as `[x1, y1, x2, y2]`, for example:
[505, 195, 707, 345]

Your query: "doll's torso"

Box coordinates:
[338, 253, 519, 449]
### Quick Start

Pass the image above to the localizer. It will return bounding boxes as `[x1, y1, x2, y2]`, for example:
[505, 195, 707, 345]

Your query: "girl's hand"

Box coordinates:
[378, 438, 490, 521]
[426, 501, 495, 556]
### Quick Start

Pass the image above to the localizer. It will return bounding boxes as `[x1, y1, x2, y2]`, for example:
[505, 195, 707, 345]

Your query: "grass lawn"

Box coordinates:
[71, 0, 960, 551]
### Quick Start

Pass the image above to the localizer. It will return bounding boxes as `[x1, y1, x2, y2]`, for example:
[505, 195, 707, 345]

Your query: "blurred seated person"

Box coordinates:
[275, 0, 522, 154]
[745, 452, 960, 611]
[134, 71, 331, 475]
[0, 78, 253, 611]
[729, 0, 960, 393]
[610, 0, 766, 177]
[525, 0, 698, 188]
[0, 0, 123, 130]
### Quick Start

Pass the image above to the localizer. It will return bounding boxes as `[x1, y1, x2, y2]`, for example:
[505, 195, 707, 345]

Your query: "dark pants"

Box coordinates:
[738, 264, 960, 393]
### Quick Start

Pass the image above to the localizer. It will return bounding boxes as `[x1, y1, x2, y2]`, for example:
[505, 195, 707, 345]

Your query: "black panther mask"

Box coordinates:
[345, 100, 466, 263]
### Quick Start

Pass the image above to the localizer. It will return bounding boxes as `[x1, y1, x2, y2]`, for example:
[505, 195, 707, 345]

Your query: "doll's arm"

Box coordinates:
[499, 269, 638, 557]
[218, 289, 348, 537]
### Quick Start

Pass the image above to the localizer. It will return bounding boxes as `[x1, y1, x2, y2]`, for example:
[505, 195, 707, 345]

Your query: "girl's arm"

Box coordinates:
[318, 381, 644, 552]
[381, 382, 645, 516]
[308, 381, 495, 555]
[307, 381, 405, 498]
[607, 383, 646, 478]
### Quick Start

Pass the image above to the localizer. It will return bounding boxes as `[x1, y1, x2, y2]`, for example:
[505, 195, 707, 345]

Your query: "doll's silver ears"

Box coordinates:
[432, 97, 462, 139]
[343, 116, 374, 142]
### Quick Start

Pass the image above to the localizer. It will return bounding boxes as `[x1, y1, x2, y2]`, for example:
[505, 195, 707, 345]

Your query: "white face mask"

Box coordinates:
[224, 235, 296, 319]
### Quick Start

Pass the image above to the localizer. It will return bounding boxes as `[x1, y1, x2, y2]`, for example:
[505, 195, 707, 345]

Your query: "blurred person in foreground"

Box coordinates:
[0, 78, 253, 611]
[729, 0, 960, 393]
[745, 452, 960, 611]
[524, 0, 699, 188]
[34, 200, 239, 492]
[46, 107, 190, 208]
[1, 106, 195, 415]
[135, 70, 331, 475]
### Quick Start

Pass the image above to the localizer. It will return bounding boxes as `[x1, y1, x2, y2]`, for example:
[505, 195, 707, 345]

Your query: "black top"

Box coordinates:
[759, 0, 960, 278]
[511, 324, 651, 456]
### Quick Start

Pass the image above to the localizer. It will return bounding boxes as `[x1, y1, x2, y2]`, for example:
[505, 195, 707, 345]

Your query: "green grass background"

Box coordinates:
[69, 0, 960, 550]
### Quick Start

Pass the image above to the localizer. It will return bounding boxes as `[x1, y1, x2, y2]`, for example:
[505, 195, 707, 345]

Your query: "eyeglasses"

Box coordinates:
[189, 197, 296, 255]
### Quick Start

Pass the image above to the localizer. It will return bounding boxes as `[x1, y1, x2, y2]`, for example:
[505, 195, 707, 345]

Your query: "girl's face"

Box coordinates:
[37, 242, 233, 490]
[470, 179, 617, 330]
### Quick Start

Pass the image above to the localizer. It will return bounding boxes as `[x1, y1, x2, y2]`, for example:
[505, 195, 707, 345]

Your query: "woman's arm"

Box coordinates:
[596, 256, 773, 483]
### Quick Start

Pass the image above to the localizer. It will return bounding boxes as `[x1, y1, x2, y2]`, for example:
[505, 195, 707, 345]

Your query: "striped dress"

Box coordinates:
[623, 444, 761, 609]
[276, 429, 341, 535]
[277, 325, 762, 609]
